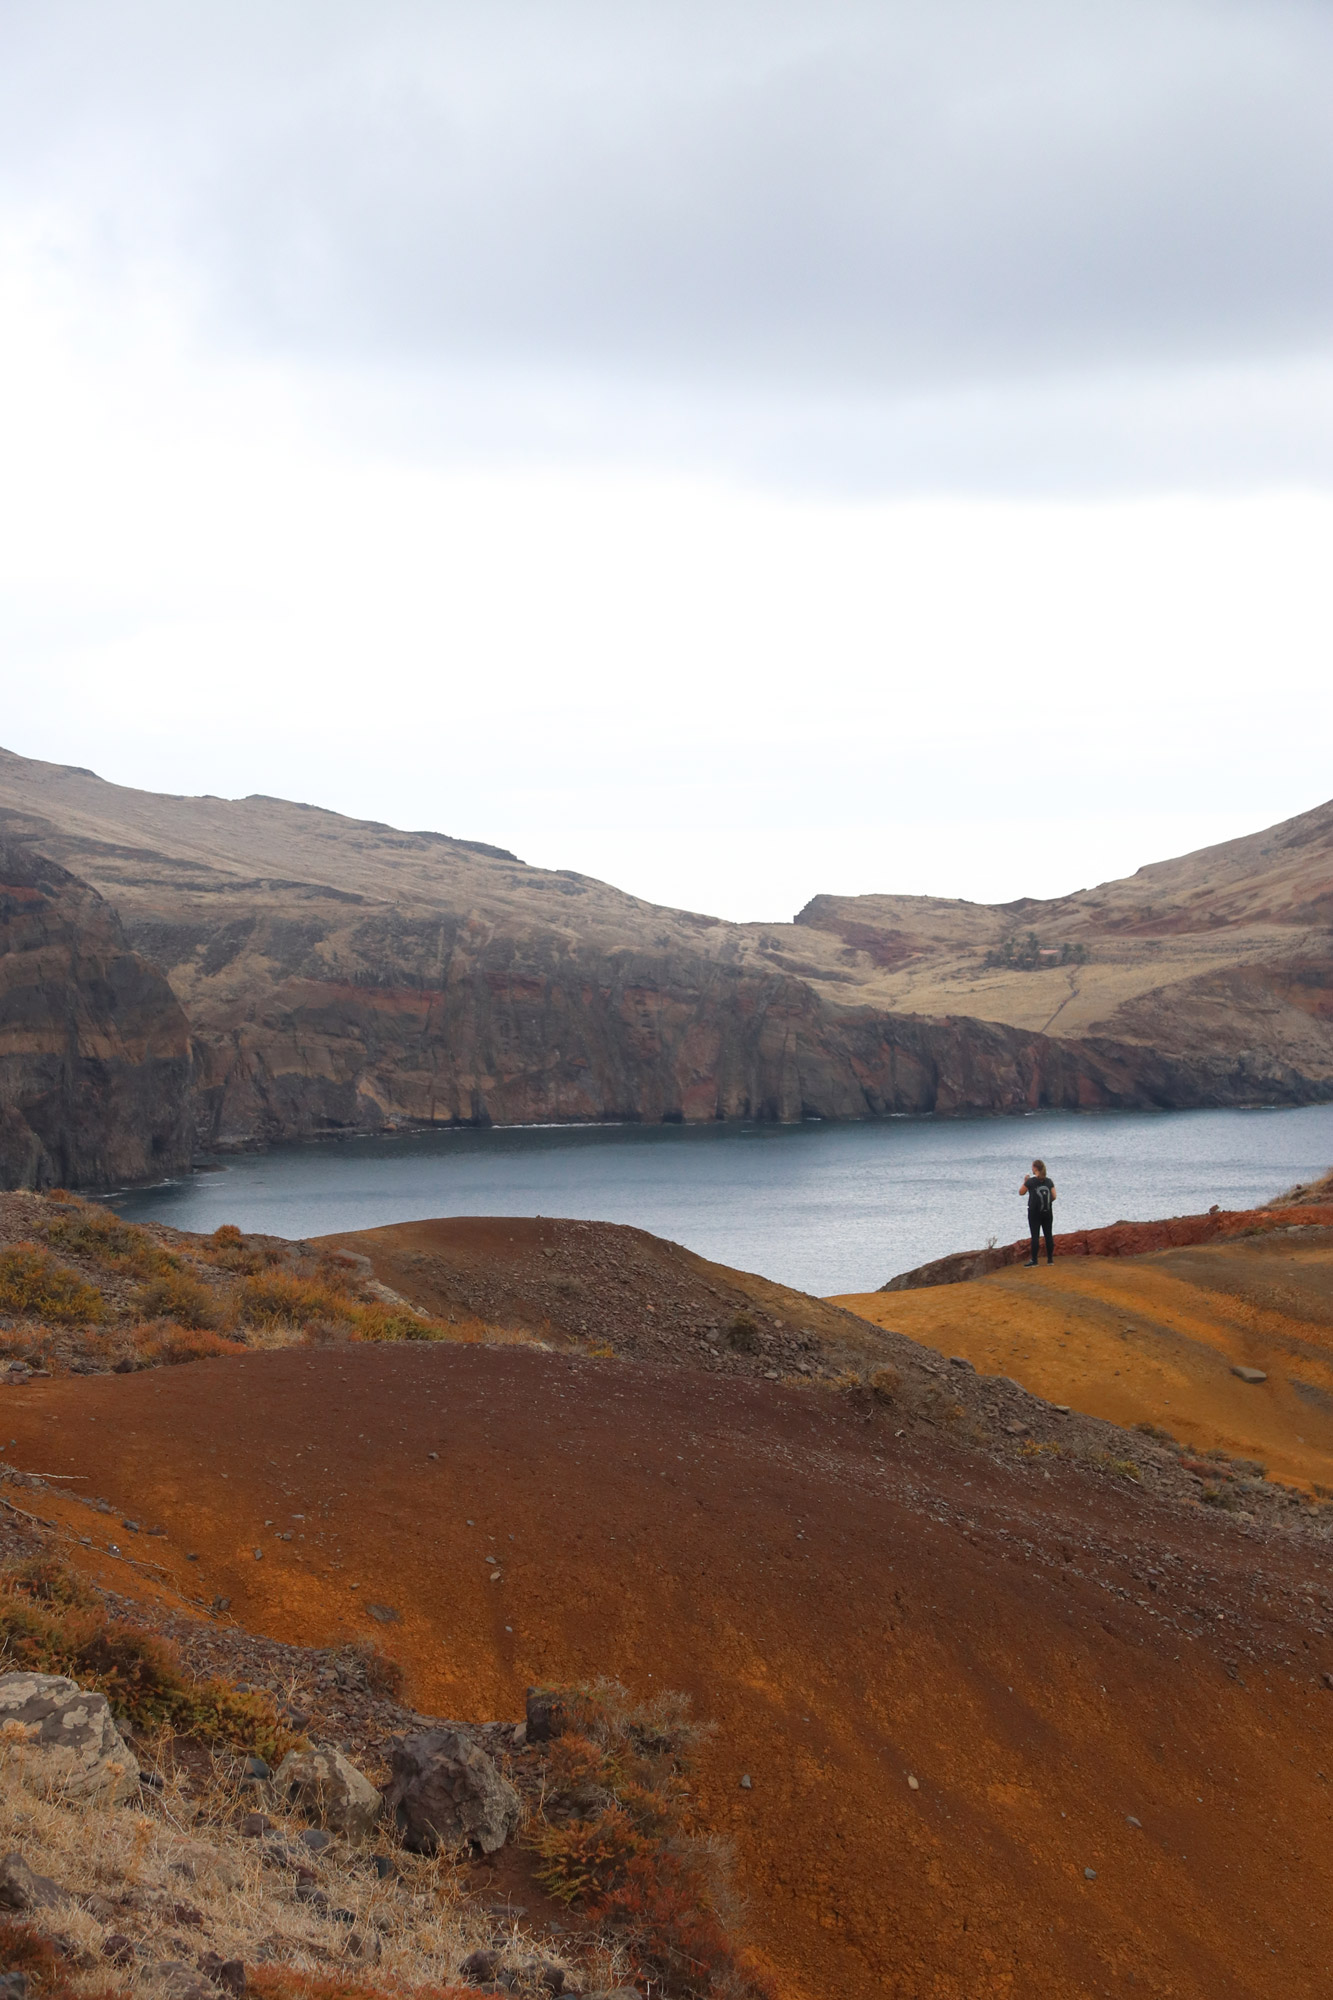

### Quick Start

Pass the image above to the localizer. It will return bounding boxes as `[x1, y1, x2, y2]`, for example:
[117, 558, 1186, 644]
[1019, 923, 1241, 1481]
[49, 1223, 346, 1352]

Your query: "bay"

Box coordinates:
[105, 1102, 1333, 1296]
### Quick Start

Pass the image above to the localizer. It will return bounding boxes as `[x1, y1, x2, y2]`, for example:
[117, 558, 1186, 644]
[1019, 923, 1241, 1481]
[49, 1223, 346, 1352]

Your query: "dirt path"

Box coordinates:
[838, 1233, 1333, 1492]
[4, 1347, 1333, 1999]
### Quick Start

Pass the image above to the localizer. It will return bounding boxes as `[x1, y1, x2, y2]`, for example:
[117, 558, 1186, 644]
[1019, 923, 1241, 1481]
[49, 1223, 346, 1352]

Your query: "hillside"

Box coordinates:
[6, 1330, 1333, 1996]
[4, 1191, 1333, 1994]
[1, 748, 1329, 1183]
[797, 795, 1333, 1075]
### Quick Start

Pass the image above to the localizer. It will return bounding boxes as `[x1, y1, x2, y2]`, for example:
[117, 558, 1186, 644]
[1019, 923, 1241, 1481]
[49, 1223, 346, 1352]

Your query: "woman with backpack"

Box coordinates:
[1020, 1158, 1056, 1265]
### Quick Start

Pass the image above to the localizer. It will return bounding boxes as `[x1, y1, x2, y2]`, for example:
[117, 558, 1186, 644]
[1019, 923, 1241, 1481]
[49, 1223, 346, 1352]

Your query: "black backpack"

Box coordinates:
[1030, 1178, 1053, 1216]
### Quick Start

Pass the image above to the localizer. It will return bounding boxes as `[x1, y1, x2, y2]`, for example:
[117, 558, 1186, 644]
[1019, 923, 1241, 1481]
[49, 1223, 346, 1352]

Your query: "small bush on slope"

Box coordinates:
[132, 1268, 221, 1328]
[532, 1679, 774, 2000]
[43, 1206, 176, 1280]
[132, 1319, 247, 1365]
[0, 1244, 106, 1324]
[0, 1559, 297, 1764]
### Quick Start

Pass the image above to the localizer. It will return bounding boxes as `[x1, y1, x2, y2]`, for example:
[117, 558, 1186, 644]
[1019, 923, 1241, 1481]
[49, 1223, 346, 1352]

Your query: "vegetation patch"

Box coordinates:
[0, 1558, 298, 1764]
[530, 1679, 774, 1999]
[0, 1243, 106, 1324]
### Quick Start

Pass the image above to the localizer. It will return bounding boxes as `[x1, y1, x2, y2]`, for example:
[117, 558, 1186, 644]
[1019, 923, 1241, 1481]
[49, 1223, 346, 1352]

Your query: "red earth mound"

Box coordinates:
[4, 1346, 1333, 1999]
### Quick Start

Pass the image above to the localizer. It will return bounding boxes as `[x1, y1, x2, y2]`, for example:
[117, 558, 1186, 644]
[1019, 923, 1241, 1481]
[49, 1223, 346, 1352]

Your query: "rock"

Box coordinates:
[102, 1937, 135, 1964]
[241, 1756, 270, 1779]
[0, 1851, 63, 1911]
[1126, 1815, 1142, 1828]
[0, 1973, 30, 2000]
[298, 1828, 332, 1854]
[273, 1747, 381, 1838]
[383, 1729, 521, 1856]
[0, 1671, 138, 1803]
[239, 1813, 271, 1838]
[1084, 1867, 1097, 1880]
[197, 1956, 246, 1997]
[948, 1355, 974, 1371]
[459, 1951, 501, 1985]
[739, 1774, 752, 1790]
[158, 1962, 216, 2000]
[524, 1687, 568, 1743]
[1231, 1366, 1267, 1384]
[365, 1602, 399, 1624]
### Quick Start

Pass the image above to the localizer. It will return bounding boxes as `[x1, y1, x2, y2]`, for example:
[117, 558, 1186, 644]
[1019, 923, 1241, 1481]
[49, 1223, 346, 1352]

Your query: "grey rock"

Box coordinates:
[0, 1850, 63, 1911]
[948, 1355, 975, 1371]
[273, 1747, 381, 1838]
[197, 1955, 246, 1997]
[524, 1687, 568, 1743]
[0, 1671, 138, 1803]
[158, 1963, 215, 2000]
[298, 1828, 332, 1854]
[1231, 1366, 1267, 1384]
[384, 1728, 521, 1856]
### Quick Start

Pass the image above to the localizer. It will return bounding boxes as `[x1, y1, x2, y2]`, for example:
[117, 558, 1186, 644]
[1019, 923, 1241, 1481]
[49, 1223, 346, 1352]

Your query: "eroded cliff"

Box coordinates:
[0, 747, 1325, 1169]
[0, 832, 192, 1188]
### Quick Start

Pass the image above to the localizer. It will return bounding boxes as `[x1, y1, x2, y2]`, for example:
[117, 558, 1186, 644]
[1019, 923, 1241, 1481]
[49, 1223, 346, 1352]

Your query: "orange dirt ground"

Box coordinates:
[4, 1343, 1333, 2000]
[837, 1228, 1333, 1495]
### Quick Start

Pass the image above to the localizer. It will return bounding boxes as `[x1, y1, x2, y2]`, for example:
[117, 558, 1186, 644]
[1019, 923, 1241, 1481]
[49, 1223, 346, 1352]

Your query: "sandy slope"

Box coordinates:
[836, 1229, 1333, 1492]
[4, 1344, 1333, 2000]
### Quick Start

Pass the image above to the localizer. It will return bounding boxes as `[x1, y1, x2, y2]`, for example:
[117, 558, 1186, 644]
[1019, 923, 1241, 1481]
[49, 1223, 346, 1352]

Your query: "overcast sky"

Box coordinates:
[2, 0, 1331, 918]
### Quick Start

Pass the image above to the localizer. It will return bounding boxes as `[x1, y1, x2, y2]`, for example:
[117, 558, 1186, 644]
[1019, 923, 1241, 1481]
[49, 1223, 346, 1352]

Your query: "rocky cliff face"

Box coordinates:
[0, 748, 1326, 1173]
[0, 833, 192, 1189]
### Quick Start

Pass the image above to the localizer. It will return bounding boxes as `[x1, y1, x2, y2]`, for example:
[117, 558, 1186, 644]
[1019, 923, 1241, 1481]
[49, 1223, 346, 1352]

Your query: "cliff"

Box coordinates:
[0, 747, 1326, 1170]
[0, 833, 192, 1188]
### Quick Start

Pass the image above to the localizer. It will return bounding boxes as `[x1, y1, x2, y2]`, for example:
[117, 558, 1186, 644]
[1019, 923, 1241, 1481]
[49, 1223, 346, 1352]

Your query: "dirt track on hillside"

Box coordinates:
[4, 1347, 1333, 2000]
[840, 1229, 1333, 1493]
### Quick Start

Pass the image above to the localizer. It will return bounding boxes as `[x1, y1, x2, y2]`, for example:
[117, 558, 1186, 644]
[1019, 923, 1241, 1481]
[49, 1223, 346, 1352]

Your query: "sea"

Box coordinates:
[103, 1102, 1333, 1298]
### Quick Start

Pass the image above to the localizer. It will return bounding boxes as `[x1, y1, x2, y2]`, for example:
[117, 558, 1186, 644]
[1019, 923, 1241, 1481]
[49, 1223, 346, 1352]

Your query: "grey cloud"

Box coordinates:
[2, 0, 1332, 485]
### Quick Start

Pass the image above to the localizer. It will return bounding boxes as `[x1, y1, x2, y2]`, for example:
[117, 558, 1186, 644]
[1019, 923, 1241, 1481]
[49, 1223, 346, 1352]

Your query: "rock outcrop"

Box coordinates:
[0, 1671, 140, 1802]
[383, 1728, 522, 1854]
[0, 832, 192, 1190]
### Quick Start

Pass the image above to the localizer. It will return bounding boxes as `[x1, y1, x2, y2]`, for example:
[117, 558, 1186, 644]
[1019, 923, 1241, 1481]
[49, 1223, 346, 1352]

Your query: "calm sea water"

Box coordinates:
[104, 1103, 1333, 1297]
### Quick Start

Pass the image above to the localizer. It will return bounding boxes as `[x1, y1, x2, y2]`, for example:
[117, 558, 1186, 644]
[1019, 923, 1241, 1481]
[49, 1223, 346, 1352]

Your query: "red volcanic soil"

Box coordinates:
[6, 1347, 1333, 1999]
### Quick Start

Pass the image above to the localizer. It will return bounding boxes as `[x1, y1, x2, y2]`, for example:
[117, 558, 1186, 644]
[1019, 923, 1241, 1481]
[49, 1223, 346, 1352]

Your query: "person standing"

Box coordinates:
[1020, 1158, 1056, 1266]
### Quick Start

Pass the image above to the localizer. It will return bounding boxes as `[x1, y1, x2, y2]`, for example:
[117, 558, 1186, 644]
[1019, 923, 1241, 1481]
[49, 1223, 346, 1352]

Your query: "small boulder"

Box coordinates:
[273, 1747, 381, 1838]
[0, 1851, 63, 1911]
[197, 1955, 246, 1997]
[1231, 1366, 1267, 1385]
[0, 1672, 138, 1803]
[524, 1687, 568, 1743]
[383, 1729, 521, 1855]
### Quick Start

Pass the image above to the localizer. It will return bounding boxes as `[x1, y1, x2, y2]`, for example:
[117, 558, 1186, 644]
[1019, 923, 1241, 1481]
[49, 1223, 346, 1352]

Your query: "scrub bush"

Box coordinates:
[0, 1244, 106, 1323]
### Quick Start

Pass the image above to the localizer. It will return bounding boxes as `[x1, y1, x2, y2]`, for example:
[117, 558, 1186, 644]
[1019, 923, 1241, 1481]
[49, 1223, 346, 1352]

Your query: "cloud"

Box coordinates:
[2, 0, 1332, 488]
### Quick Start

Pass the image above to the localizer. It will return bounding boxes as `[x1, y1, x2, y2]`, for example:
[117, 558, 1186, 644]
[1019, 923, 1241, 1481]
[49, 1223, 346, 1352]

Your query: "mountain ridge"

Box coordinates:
[0, 745, 1328, 1183]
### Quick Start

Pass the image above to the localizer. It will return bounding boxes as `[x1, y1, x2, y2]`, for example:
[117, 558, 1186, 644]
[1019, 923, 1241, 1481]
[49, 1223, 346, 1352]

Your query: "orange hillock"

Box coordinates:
[840, 1203, 1333, 1493]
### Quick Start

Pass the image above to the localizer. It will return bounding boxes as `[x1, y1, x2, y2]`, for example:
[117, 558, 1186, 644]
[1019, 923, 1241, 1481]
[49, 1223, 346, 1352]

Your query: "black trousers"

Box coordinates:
[1028, 1211, 1053, 1262]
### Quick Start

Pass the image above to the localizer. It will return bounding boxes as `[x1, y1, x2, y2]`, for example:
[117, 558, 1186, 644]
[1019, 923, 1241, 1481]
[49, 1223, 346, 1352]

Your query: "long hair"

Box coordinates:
[1032, 1158, 1047, 1176]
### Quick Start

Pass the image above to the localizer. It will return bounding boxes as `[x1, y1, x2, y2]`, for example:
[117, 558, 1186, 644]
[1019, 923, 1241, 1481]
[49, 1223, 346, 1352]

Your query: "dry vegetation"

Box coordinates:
[0, 1196, 462, 1384]
[0, 1554, 766, 2000]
